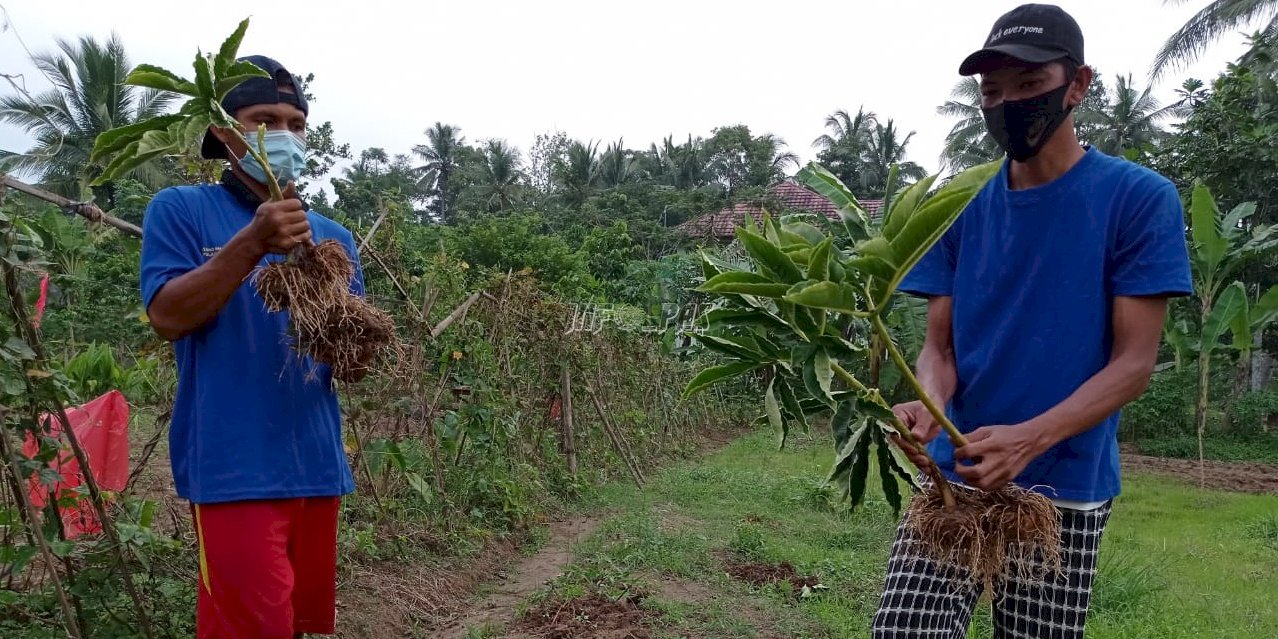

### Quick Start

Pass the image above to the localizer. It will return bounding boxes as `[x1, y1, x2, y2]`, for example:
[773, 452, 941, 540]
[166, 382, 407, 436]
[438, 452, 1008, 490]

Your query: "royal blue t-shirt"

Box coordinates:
[140, 184, 360, 504]
[900, 148, 1193, 502]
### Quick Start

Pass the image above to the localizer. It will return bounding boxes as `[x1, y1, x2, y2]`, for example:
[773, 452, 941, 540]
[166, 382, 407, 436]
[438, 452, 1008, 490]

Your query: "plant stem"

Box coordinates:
[227, 125, 284, 202]
[831, 362, 956, 510]
[873, 314, 968, 448]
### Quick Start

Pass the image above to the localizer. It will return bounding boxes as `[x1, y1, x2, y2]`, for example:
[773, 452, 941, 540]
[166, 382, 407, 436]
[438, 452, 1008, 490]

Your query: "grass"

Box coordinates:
[533, 428, 1278, 638]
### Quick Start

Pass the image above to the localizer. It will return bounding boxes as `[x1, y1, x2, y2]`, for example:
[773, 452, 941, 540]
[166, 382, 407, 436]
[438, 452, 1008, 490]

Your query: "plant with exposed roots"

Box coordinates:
[89, 18, 395, 381]
[683, 160, 1060, 590]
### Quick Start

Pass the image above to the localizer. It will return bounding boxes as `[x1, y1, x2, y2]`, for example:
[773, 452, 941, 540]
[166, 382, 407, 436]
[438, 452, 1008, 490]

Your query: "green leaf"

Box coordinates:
[782, 221, 827, 246]
[194, 52, 215, 99]
[776, 377, 810, 436]
[832, 419, 873, 510]
[124, 64, 198, 95]
[4, 336, 35, 360]
[1249, 284, 1278, 333]
[830, 400, 857, 452]
[875, 428, 904, 515]
[880, 164, 901, 216]
[697, 272, 791, 298]
[92, 128, 180, 185]
[807, 238, 832, 282]
[1202, 281, 1247, 355]
[736, 228, 804, 284]
[795, 163, 873, 243]
[881, 174, 939, 242]
[846, 254, 898, 284]
[683, 361, 762, 397]
[216, 18, 253, 71]
[783, 280, 861, 315]
[698, 308, 788, 331]
[90, 114, 185, 163]
[405, 472, 433, 501]
[216, 60, 272, 99]
[1222, 202, 1258, 237]
[691, 333, 767, 361]
[1230, 293, 1253, 352]
[1189, 183, 1229, 277]
[765, 377, 785, 448]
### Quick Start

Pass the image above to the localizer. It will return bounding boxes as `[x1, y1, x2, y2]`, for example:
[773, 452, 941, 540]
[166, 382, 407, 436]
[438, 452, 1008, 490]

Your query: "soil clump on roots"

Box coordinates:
[252, 240, 396, 382]
[905, 482, 1062, 593]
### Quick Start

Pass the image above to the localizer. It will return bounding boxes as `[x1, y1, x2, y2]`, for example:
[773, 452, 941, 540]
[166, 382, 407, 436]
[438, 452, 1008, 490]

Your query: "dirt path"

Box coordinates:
[432, 516, 604, 638]
[1122, 453, 1278, 494]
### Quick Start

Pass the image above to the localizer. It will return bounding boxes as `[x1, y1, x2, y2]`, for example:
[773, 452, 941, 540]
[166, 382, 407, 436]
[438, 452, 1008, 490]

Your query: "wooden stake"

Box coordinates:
[583, 380, 644, 487]
[1, 175, 142, 237]
[561, 367, 578, 479]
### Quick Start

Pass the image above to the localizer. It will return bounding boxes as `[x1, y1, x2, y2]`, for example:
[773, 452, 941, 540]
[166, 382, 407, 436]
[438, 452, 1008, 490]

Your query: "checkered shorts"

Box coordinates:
[871, 490, 1113, 638]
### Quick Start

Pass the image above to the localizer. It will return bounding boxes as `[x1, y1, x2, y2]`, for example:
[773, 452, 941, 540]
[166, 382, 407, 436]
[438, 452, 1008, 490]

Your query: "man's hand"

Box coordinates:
[889, 400, 941, 470]
[953, 423, 1046, 491]
[247, 182, 310, 254]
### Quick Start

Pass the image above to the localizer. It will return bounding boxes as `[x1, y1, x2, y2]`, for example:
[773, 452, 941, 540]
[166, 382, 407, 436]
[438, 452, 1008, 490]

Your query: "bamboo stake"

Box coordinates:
[583, 380, 644, 487]
[1, 175, 142, 237]
[430, 292, 481, 340]
[560, 367, 578, 479]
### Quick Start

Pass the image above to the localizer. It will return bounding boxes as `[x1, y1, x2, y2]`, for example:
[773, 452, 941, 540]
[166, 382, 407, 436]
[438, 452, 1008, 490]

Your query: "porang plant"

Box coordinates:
[88, 18, 394, 382]
[684, 159, 1061, 589]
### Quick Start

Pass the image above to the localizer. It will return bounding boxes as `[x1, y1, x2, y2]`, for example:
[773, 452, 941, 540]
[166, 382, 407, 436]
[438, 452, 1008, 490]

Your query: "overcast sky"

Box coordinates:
[0, 0, 1258, 186]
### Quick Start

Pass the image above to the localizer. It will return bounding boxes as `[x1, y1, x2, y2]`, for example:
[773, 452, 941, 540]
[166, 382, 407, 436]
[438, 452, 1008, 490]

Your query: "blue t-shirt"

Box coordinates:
[900, 148, 1193, 502]
[140, 184, 361, 504]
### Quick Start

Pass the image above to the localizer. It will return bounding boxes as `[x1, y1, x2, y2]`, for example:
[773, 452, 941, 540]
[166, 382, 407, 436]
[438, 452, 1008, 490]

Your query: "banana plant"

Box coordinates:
[1183, 183, 1278, 462]
[683, 160, 1000, 513]
[88, 18, 287, 200]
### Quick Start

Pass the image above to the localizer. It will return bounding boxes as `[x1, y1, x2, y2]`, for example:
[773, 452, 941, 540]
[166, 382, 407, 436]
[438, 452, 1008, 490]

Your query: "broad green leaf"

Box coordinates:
[880, 164, 902, 217]
[683, 361, 763, 397]
[777, 226, 815, 248]
[765, 377, 785, 448]
[803, 353, 835, 408]
[778, 302, 809, 342]
[807, 238, 832, 281]
[1222, 202, 1258, 237]
[194, 52, 215, 99]
[943, 158, 1002, 193]
[179, 115, 213, 152]
[697, 272, 791, 298]
[783, 280, 860, 315]
[698, 308, 788, 331]
[216, 60, 272, 99]
[1189, 183, 1229, 277]
[124, 64, 198, 95]
[830, 400, 857, 451]
[1249, 284, 1278, 333]
[881, 174, 939, 242]
[813, 349, 835, 400]
[783, 221, 827, 246]
[692, 333, 766, 361]
[216, 18, 253, 72]
[783, 246, 813, 266]
[856, 236, 899, 266]
[1230, 292, 1253, 352]
[875, 428, 904, 515]
[1201, 281, 1247, 355]
[829, 258, 846, 283]
[776, 377, 810, 436]
[737, 228, 804, 284]
[763, 213, 782, 245]
[795, 162, 873, 243]
[89, 114, 184, 163]
[841, 421, 874, 510]
[846, 255, 898, 284]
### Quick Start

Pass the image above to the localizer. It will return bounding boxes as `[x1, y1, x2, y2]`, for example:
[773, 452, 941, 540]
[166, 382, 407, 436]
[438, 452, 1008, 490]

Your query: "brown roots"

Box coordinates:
[904, 483, 1062, 594]
[252, 240, 397, 382]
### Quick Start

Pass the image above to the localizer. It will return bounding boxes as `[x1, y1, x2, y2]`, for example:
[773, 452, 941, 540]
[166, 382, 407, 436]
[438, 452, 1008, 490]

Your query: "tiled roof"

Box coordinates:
[677, 180, 884, 240]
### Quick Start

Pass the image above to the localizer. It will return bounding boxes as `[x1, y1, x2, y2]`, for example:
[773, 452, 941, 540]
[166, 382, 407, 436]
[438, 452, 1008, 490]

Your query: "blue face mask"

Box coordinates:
[238, 130, 308, 187]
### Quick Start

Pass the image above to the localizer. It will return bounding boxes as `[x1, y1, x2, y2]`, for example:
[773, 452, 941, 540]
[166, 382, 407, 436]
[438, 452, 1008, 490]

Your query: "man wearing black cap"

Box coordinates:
[873, 4, 1192, 637]
[139, 55, 361, 638]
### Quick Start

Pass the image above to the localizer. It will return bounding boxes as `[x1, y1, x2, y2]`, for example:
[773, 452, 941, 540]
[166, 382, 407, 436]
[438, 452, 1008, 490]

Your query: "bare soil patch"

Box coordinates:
[509, 592, 652, 639]
[719, 554, 820, 593]
[1122, 453, 1278, 495]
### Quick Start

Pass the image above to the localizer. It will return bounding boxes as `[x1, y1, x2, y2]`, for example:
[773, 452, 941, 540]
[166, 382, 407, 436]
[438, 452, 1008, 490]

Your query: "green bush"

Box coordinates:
[1137, 434, 1278, 465]
[1229, 389, 1278, 435]
[1120, 368, 1194, 441]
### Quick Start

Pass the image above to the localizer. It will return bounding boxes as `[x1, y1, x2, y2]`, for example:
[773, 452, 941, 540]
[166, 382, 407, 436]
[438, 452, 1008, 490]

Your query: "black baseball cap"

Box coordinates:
[200, 55, 309, 160]
[959, 4, 1085, 76]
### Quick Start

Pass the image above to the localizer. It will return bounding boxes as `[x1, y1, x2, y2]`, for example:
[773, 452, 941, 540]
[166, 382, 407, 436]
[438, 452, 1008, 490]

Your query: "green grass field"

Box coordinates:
[530, 430, 1278, 638]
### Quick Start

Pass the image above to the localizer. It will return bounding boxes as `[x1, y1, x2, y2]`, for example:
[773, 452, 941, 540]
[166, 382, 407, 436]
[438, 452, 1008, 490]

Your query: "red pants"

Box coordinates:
[192, 497, 339, 638]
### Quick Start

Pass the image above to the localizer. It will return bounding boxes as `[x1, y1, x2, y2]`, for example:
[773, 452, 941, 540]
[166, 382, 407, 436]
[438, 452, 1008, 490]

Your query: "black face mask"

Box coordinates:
[982, 81, 1075, 163]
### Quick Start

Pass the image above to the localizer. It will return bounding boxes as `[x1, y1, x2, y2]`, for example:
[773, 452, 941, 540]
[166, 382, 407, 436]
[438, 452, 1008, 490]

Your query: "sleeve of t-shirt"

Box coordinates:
[898, 218, 960, 298]
[140, 189, 202, 310]
[1110, 179, 1194, 298]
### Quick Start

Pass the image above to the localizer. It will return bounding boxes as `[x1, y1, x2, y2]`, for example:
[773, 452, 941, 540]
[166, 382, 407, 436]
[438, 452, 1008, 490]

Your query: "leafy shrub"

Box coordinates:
[1137, 434, 1278, 464]
[1229, 389, 1278, 435]
[1120, 368, 1194, 441]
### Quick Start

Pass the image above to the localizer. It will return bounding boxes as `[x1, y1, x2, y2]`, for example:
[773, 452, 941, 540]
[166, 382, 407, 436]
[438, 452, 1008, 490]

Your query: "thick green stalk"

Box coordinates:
[227, 123, 284, 202]
[873, 314, 968, 448]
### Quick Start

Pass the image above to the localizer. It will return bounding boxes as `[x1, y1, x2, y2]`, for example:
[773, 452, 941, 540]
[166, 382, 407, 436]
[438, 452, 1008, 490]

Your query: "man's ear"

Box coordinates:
[210, 126, 246, 159]
[1069, 65, 1094, 108]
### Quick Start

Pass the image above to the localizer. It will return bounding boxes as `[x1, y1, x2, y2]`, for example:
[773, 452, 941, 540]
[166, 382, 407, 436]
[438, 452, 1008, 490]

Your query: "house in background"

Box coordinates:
[676, 180, 884, 242]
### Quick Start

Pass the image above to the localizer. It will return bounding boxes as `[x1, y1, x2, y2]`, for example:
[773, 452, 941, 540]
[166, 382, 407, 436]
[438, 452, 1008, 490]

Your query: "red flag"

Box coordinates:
[33, 273, 49, 328]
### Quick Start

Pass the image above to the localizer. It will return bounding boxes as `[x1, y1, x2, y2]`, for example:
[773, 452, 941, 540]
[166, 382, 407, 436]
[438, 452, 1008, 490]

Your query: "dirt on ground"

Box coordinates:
[1121, 453, 1278, 495]
[509, 592, 652, 639]
[720, 554, 821, 594]
[427, 516, 604, 639]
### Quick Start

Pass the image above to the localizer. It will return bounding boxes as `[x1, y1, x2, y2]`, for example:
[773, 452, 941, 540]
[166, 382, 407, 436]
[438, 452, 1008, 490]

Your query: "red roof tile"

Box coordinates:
[677, 180, 884, 240]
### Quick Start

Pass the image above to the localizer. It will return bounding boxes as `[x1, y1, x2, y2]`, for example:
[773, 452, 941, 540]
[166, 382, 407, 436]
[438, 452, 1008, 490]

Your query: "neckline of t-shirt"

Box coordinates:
[998, 146, 1099, 204]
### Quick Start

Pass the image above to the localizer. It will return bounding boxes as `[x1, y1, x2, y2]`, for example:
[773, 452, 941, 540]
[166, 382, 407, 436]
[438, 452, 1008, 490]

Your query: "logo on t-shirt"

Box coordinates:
[201, 246, 222, 258]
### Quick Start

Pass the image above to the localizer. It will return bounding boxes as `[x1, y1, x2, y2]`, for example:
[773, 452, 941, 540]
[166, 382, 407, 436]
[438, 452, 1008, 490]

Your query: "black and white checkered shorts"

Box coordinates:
[871, 490, 1113, 638]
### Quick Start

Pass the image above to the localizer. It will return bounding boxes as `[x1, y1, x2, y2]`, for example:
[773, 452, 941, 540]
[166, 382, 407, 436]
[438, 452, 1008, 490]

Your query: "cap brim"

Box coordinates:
[201, 129, 226, 160]
[959, 43, 1071, 76]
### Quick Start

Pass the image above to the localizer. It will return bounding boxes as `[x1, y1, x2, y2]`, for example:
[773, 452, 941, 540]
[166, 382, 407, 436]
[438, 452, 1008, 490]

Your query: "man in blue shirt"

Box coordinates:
[871, 5, 1192, 638]
[139, 55, 361, 638]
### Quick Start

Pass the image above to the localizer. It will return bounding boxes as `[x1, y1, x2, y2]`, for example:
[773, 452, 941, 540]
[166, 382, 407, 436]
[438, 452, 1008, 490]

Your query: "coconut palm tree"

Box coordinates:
[937, 77, 1003, 173]
[0, 34, 175, 202]
[412, 122, 466, 222]
[470, 139, 524, 213]
[555, 140, 601, 208]
[813, 107, 878, 186]
[644, 135, 711, 191]
[861, 120, 927, 198]
[1152, 0, 1278, 80]
[1077, 74, 1179, 156]
[598, 138, 637, 188]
